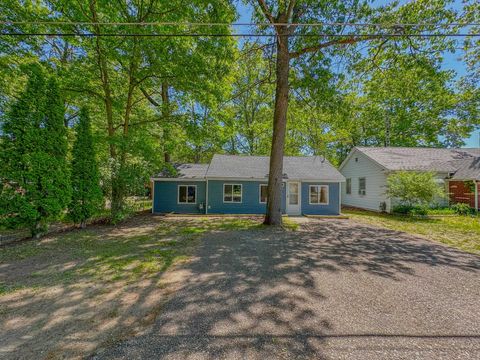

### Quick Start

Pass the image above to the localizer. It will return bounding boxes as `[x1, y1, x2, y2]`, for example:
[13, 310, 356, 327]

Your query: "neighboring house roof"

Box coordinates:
[450, 158, 480, 180]
[350, 146, 480, 173]
[340, 146, 480, 181]
[153, 163, 209, 179]
[152, 154, 345, 182]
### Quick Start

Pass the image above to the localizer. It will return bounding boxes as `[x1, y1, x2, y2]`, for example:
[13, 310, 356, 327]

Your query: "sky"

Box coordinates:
[235, 1, 479, 148]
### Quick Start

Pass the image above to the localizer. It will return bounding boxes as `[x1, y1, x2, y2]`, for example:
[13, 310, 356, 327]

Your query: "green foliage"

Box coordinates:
[224, 41, 274, 155]
[464, 180, 476, 193]
[1, 0, 479, 229]
[451, 203, 473, 216]
[392, 204, 428, 216]
[386, 171, 445, 207]
[69, 108, 103, 226]
[0, 65, 70, 236]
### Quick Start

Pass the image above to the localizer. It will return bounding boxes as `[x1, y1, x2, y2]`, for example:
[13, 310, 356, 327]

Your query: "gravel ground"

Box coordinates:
[93, 218, 480, 360]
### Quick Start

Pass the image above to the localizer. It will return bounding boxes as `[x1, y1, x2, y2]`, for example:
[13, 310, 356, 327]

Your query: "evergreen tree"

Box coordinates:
[69, 108, 103, 228]
[0, 65, 71, 237]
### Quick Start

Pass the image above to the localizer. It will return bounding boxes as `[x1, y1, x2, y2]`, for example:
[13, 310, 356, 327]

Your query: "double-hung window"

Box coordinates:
[358, 177, 366, 196]
[309, 185, 329, 205]
[346, 178, 352, 195]
[178, 185, 196, 204]
[259, 184, 268, 203]
[224, 184, 242, 203]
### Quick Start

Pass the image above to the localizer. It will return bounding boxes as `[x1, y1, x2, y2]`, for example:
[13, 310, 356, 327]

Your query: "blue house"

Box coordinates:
[151, 154, 345, 216]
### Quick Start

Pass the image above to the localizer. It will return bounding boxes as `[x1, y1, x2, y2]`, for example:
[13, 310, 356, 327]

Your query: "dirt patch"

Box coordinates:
[0, 214, 261, 359]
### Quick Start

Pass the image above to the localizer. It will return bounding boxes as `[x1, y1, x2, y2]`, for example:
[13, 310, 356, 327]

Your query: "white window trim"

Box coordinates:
[358, 177, 366, 196]
[309, 185, 329, 205]
[177, 184, 197, 204]
[223, 183, 243, 203]
[259, 184, 268, 204]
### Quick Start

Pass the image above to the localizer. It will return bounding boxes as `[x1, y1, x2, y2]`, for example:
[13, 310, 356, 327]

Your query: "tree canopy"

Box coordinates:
[0, 0, 478, 226]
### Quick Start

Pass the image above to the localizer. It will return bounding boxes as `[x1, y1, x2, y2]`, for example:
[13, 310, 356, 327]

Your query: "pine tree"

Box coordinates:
[69, 108, 103, 228]
[0, 65, 71, 237]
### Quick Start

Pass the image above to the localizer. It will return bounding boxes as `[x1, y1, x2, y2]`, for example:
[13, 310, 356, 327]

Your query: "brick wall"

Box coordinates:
[448, 180, 479, 208]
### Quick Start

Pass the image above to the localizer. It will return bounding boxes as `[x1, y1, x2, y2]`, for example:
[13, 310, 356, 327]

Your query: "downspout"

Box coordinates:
[151, 179, 155, 214]
[205, 179, 209, 215]
[475, 180, 478, 212]
[338, 181, 342, 215]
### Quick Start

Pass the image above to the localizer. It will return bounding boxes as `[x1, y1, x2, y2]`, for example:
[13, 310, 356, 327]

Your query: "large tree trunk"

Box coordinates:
[264, 29, 290, 226]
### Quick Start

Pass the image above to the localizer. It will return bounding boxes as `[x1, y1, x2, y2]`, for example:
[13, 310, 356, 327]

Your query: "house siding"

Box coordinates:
[153, 179, 342, 215]
[301, 182, 341, 215]
[207, 180, 286, 214]
[153, 180, 206, 214]
[340, 149, 391, 212]
[448, 180, 479, 209]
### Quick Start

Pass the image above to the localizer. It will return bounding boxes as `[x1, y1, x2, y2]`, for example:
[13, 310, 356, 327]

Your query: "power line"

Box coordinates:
[0, 32, 478, 38]
[0, 21, 479, 27]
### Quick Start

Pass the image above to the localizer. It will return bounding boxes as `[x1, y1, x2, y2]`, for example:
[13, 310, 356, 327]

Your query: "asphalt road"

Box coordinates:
[94, 218, 480, 359]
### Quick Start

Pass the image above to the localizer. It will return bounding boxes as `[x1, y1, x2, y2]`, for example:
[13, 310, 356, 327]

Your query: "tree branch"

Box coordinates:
[289, 35, 380, 59]
[286, 0, 296, 22]
[257, 0, 275, 25]
[140, 87, 161, 107]
[64, 87, 103, 99]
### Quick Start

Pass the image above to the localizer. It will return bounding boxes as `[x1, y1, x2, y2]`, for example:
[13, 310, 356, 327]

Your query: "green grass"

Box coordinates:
[282, 217, 299, 231]
[344, 209, 480, 254]
[425, 207, 457, 215]
[0, 216, 261, 295]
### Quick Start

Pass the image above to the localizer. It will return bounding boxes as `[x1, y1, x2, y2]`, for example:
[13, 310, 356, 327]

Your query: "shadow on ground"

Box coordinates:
[94, 219, 480, 360]
[0, 215, 261, 359]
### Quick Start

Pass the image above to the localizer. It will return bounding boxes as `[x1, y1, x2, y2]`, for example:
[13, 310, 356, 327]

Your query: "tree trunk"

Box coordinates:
[384, 109, 391, 147]
[90, 1, 120, 218]
[264, 29, 290, 226]
[161, 82, 171, 163]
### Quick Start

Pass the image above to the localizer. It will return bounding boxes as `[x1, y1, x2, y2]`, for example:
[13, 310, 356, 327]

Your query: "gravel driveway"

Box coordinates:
[94, 218, 480, 360]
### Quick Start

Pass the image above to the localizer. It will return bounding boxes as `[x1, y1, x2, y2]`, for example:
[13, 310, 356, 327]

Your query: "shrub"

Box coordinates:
[410, 206, 428, 216]
[0, 66, 70, 237]
[386, 171, 445, 208]
[392, 204, 428, 216]
[392, 204, 414, 215]
[69, 108, 103, 228]
[451, 203, 472, 216]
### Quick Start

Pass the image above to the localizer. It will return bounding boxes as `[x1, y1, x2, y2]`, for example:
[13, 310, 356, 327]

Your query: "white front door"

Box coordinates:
[286, 182, 301, 215]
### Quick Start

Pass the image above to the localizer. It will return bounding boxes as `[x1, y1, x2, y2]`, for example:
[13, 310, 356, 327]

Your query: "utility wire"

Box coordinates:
[0, 21, 479, 27]
[0, 32, 478, 37]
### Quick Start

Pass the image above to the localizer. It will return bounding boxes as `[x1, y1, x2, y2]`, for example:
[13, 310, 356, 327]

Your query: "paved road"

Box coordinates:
[94, 218, 480, 359]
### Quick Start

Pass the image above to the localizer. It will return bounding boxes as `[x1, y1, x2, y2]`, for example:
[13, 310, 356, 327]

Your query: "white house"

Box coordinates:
[339, 147, 480, 212]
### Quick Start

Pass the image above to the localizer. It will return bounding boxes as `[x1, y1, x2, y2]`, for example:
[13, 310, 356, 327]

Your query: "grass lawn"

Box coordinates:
[0, 214, 265, 359]
[344, 209, 480, 254]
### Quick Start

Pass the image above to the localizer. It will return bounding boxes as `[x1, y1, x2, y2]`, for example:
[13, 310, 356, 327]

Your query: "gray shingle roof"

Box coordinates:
[451, 158, 480, 180]
[355, 147, 480, 172]
[206, 154, 345, 181]
[153, 163, 209, 179]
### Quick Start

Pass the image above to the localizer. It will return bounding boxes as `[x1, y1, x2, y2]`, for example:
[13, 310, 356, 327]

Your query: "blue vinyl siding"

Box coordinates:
[301, 182, 341, 215]
[153, 179, 340, 215]
[153, 181, 206, 214]
[207, 180, 286, 214]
